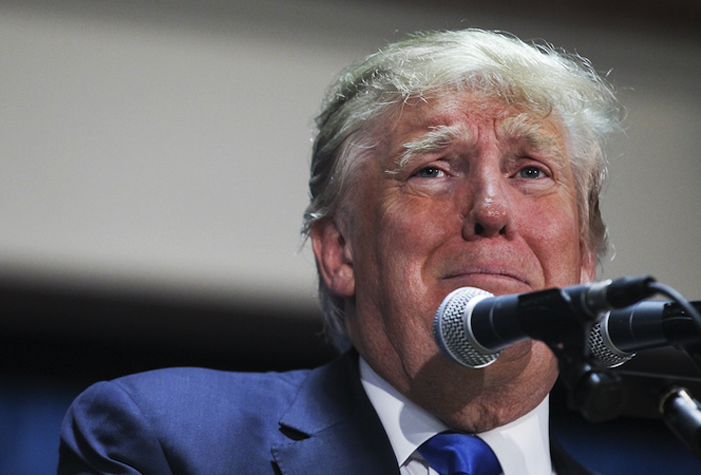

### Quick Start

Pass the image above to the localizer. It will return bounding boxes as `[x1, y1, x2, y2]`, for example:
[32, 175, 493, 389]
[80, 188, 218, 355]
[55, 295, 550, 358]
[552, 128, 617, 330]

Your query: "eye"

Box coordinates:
[518, 165, 545, 179]
[415, 166, 445, 178]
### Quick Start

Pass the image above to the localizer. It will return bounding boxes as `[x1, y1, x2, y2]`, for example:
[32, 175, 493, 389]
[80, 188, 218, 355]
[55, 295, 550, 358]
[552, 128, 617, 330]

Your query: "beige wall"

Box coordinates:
[1, 0, 699, 311]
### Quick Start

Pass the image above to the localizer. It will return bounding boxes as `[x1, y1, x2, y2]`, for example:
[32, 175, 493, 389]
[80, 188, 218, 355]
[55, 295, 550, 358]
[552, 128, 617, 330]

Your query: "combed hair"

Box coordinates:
[302, 29, 623, 351]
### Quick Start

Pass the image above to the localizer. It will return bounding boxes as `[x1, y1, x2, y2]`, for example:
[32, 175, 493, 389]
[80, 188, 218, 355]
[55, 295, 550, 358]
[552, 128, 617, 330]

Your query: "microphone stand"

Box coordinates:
[553, 330, 701, 457]
[514, 276, 660, 423]
[515, 287, 626, 423]
[651, 296, 701, 458]
[555, 345, 624, 423]
[660, 343, 701, 458]
[570, 294, 701, 459]
[607, 364, 701, 459]
[660, 386, 701, 458]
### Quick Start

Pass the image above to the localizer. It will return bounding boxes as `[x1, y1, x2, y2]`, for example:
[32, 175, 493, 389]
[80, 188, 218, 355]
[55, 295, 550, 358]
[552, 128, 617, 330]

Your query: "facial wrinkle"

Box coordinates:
[391, 123, 475, 173]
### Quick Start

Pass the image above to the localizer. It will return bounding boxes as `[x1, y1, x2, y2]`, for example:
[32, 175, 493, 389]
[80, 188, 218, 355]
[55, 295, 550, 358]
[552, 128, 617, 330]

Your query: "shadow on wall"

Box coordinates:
[1, 378, 82, 475]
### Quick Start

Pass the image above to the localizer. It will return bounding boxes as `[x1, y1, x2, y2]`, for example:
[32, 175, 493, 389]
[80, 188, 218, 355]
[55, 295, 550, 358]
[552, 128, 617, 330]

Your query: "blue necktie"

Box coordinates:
[417, 431, 502, 475]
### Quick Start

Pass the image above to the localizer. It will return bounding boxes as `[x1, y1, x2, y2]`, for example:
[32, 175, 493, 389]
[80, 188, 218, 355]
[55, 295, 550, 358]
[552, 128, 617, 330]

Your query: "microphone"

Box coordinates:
[589, 300, 701, 367]
[433, 276, 656, 368]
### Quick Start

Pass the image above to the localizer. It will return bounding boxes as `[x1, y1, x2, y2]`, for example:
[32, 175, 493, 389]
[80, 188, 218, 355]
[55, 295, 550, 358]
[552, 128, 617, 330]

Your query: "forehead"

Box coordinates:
[380, 91, 567, 159]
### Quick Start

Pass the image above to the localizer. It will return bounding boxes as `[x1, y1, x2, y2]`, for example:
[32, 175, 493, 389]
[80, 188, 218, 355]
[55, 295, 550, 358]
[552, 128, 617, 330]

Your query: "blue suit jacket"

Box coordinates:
[59, 351, 594, 474]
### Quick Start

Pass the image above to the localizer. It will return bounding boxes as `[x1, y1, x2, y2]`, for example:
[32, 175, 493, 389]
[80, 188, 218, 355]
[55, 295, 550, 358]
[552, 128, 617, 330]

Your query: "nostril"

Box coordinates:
[471, 222, 509, 238]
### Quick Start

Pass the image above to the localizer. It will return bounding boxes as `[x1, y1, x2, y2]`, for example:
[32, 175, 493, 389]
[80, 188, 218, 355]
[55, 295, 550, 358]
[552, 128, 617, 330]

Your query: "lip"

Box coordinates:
[444, 268, 528, 282]
[434, 243, 541, 294]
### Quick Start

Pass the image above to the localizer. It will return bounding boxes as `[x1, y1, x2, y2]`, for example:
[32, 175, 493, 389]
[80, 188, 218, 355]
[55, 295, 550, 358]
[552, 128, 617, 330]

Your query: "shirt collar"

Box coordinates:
[359, 357, 553, 475]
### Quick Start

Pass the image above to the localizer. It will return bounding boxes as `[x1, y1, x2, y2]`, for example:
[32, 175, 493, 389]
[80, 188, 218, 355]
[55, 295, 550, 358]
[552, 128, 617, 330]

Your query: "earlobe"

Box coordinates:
[311, 219, 355, 298]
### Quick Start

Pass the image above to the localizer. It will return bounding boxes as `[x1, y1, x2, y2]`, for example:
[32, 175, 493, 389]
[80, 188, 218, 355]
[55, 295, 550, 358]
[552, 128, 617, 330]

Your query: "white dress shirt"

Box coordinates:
[359, 358, 556, 475]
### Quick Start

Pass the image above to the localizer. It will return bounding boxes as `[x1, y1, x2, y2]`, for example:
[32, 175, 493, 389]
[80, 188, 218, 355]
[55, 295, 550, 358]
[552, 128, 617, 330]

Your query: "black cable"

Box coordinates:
[648, 281, 701, 334]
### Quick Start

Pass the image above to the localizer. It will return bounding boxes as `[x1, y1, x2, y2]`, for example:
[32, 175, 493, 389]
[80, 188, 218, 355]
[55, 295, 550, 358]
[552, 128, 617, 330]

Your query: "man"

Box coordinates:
[59, 29, 620, 474]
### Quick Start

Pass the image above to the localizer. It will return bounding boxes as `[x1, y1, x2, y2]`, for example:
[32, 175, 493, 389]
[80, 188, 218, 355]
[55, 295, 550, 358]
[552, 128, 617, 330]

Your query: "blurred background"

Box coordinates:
[1, 0, 700, 473]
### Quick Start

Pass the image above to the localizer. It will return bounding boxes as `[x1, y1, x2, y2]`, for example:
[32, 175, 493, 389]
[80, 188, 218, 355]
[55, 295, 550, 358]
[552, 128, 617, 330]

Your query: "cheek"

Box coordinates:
[361, 199, 456, 322]
[381, 193, 458, 250]
[520, 200, 583, 284]
[346, 200, 454, 382]
[376, 197, 456, 284]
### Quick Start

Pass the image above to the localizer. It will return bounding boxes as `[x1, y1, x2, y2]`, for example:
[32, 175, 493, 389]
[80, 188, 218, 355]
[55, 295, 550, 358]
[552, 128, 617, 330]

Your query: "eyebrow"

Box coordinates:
[392, 124, 474, 172]
[388, 114, 566, 175]
[497, 114, 564, 157]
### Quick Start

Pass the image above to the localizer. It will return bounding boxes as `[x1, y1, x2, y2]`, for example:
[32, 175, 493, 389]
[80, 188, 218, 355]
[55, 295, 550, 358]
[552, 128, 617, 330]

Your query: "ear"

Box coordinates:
[311, 219, 355, 298]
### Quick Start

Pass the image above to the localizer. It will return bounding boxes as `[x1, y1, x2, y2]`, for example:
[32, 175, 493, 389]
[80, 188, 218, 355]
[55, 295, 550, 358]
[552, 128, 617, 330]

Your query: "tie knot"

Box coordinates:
[417, 432, 502, 475]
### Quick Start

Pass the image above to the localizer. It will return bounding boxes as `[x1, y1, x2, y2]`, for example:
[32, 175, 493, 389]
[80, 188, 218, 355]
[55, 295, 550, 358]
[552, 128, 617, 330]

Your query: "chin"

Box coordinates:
[492, 340, 558, 379]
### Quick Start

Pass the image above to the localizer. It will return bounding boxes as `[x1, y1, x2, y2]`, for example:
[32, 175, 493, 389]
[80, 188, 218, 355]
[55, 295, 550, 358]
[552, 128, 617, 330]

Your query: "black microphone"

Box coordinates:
[589, 300, 701, 367]
[433, 276, 656, 368]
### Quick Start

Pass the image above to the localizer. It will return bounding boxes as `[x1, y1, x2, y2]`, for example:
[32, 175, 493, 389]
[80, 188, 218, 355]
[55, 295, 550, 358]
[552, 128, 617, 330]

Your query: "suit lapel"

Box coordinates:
[271, 352, 400, 475]
[270, 351, 597, 475]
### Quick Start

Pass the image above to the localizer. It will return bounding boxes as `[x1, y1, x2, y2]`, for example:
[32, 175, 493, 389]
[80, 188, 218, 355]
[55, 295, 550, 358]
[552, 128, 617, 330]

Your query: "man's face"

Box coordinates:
[312, 91, 595, 430]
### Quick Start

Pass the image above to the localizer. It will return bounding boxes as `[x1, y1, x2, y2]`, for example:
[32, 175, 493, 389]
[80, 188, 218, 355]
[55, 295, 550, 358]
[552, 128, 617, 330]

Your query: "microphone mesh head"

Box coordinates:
[588, 319, 635, 368]
[433, 287, 501, 369]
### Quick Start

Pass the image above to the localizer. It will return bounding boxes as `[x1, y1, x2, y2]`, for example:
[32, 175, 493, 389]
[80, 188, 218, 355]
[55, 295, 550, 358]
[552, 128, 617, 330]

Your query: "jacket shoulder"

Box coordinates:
[114, 366, 308, 412]
[59, 367, 310, 474]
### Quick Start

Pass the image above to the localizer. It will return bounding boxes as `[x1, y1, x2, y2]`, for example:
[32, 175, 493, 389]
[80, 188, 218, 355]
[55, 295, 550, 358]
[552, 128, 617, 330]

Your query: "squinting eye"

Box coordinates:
[518, 166, 543, 179]
[416, 166, 444, 178]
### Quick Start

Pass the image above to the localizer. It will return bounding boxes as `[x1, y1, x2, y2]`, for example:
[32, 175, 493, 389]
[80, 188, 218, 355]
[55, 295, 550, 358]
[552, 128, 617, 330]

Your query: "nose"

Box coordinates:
[461, 170, 515, 240]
